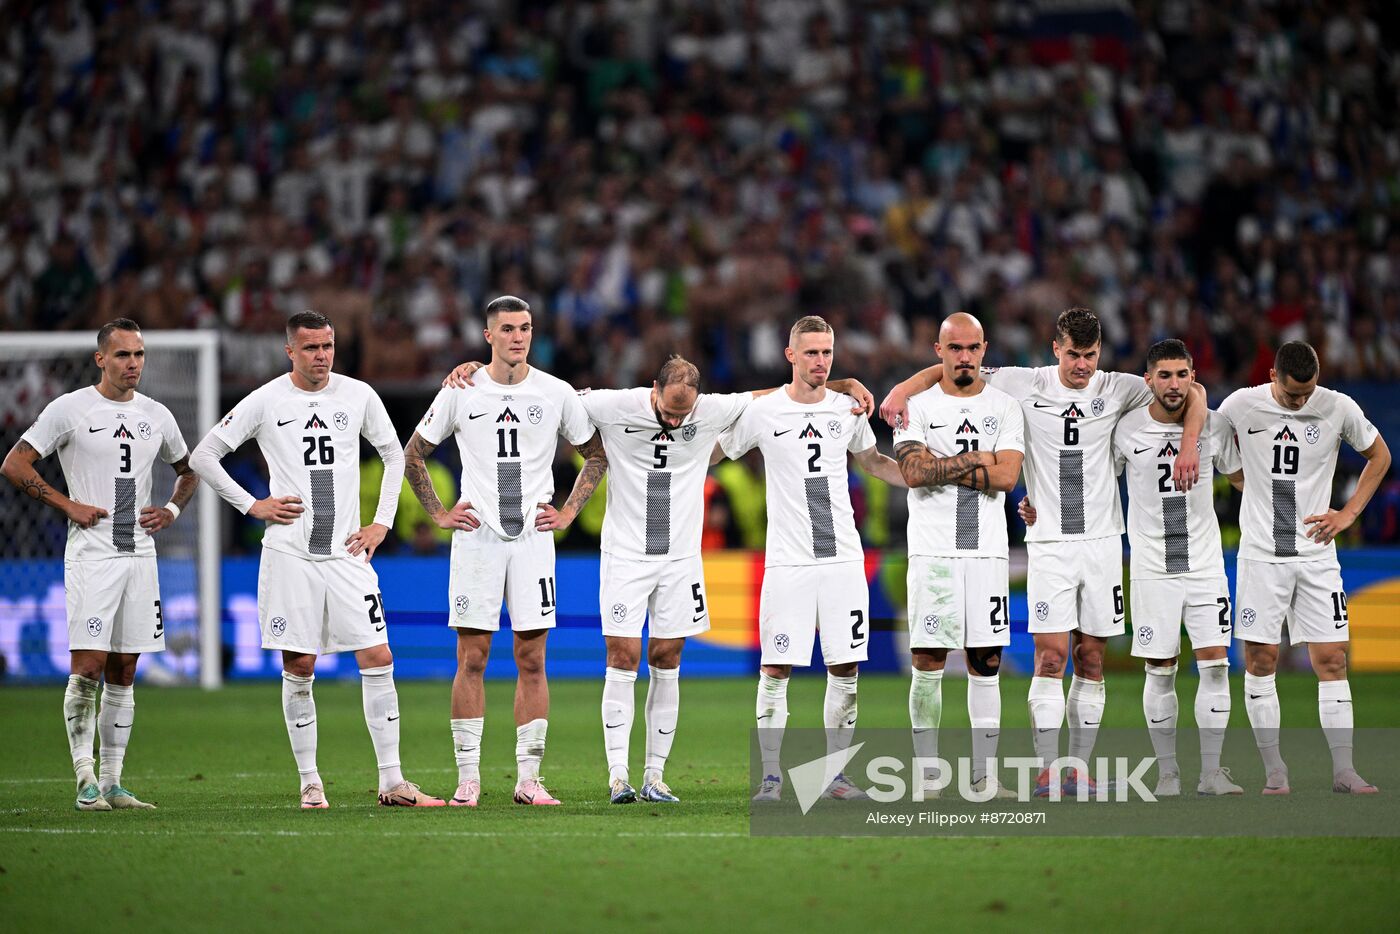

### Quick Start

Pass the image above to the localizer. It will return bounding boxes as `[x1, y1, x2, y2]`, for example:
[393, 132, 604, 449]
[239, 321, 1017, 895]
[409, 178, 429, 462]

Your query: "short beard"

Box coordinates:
[953, 371, 974, 388]
[1159, 395, 1185, 413]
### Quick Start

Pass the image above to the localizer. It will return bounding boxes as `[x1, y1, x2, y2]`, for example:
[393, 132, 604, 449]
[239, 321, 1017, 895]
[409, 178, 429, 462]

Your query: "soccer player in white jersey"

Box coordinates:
[191, 311, 443, 809]
[718, 316, 905, 803]
[1024, 339, 1246, 796]
[407, 296, 606, 808]
[890, 313, 1025, 800]
[442, 352, 873, 805]
[1218, 341, 1391, 795]
[881, 308, 1205, 796]
[3, 319, 197, 811]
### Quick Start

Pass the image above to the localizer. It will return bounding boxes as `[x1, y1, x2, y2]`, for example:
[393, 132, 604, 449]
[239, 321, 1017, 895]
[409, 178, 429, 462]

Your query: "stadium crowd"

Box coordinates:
[2, 0, 1399, 549]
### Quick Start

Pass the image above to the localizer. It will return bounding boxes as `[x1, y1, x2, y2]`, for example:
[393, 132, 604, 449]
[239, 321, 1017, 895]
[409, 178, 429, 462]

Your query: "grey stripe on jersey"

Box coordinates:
[1059, 451, 1085, 535]
[112, 477, 136, 554]
[498, 462, 524, 537]
[1272, 478, 1298, 558]
[1162, 496, 1190, 573]
[805, 476, 837, 559]
[645, 472, 671, 555]
[955, 486, 980, 550]
[308, 468, 335, 555]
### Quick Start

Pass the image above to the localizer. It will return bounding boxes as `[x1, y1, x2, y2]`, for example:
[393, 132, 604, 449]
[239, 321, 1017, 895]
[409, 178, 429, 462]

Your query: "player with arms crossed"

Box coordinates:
[1219, 341, 1390, 794]
[3, 319, 197, 811]
[1023, 340, 1246, 795]
[890, 313, 1024, 799]
[881, 308, 1205, 796]
[719, 316, 905, 802]
[407, 295, 606, 807]
[191, 311, 442, 809]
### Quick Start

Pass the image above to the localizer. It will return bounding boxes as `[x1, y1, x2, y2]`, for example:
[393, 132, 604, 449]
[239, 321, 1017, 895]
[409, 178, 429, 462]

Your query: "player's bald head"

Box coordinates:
[938, 313, 984, 345]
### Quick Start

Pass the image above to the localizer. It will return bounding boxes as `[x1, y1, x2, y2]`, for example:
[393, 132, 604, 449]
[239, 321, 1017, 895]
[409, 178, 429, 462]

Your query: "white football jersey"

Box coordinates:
[212, 373, 400, 561]
[1217, 384, 1379, 563]
[893, 383, 1025, 559]
[582, 388, 750, 561]
[721, 388, 875, 567]
[1113, 407, 1240, 579]
[417, 367, 594, 541]
[983, 366, 1152, 542]
[21, 387, 187, 561]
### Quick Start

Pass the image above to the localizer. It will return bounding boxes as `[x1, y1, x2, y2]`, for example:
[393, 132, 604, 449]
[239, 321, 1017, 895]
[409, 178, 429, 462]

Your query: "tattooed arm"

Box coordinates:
[893, 440, 995, 490]
[2, 439, 108, 528]
[404, 431, 479, 531]
[538, 431, 609, 531]
[953, 449, 1024, 494]
[139, 455, 200, 535]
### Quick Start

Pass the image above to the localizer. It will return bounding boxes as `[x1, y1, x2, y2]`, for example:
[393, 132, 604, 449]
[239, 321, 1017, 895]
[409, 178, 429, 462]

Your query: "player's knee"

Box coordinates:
[911, 648, 946, 672]
[1312, 647, 1348, 681]
[514, 647, 546, 678]
[71, 657, 104, 681]
[967, 647, 1002, 677]
[606, 646, 640, 670]
[1243, 643, 1278, 676]
[283, 657, 316, 679]
[1035, 649, 1065, 677]
[1072, 643, 1104, 680]
[647, 643, 683, 669]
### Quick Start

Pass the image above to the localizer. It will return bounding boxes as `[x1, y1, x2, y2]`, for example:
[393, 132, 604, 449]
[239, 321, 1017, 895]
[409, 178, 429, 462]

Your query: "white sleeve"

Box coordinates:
[719, 406, 758, 459]
[579, 388, 622, 426]
[981, 366, 1037, 401]
[363, 391, 403, 527]
[891, 395, 925, 448]
[159, 406, 189, 464]
[558, 386, 596, 446]
[1215, 391, 1245, 432]
[210, 387, 266, 450]
[415, 387, 457, 446]
[1110, 426, 1128, 475]
[1105, 371, 1153, 410]
[1211, 417, 1242, 475]
[189, 431, 256, 514]
[1337, 394, 1380, 452]
[848, 414, 876, 453]
[997, 397, 1026, 454]
[719, 392, 753, 429]
[19, 396, 76, 458]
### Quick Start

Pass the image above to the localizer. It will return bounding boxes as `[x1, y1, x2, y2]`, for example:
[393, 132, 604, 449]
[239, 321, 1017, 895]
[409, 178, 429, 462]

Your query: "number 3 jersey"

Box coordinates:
[22, 387, 188, 561]
[212, 373, 399, 561]
[892, 383, 1025, 559]
[1112, 407, 1239, 579]
[982, 366, 1153, 543]
[1217, 384, 1379, 563]
[720, 388, 875, 567]
[417, 367, 594, 541]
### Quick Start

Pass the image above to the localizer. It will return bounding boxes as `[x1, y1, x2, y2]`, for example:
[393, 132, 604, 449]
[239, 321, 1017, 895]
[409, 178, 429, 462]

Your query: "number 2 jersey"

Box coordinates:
[720, 388, 875, 568]
[416, 367, 595, 541]
[982, 366, 1153, 543]
[211, 373, 400, 561]
[1217, 384, 1379, 563]
[1113, 407, 1239, 579]
[22, 386, 188, 561]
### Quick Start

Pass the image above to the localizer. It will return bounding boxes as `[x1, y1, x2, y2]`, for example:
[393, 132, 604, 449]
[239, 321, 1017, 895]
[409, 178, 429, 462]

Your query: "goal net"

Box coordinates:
[0, 332, 221, 687]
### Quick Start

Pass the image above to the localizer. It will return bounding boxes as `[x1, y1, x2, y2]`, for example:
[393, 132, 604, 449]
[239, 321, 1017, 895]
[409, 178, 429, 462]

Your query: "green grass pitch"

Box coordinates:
[3, 672, 1399, 932]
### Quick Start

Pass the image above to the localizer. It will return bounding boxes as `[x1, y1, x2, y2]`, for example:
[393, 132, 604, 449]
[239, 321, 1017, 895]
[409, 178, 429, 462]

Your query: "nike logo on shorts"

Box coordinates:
[692, 614, 705, 623]
[542, 609, 555, 618]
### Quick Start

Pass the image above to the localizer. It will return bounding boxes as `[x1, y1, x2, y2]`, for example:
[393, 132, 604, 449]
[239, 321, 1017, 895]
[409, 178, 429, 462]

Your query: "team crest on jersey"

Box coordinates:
[956, 418, 978, 435]
[982, 416, 998, 434]
[497, 408, 520, 423]
[1136, 625, 1154, 647]
[1240, 608, 1256, 628]
[922, 614, 940, 635]
[334, 411, 349, 431]
[454, 595, 469, 616]
[798, 422, 823, 439]
[138, 421, 152, 440]
[527, 405, 544, 425]
[682, 424, 698, 442]
[651, 429, 675, 443]
[86, 617, 102, 636]
[305, 414, 328, 430]
[1035, 601, 1050, 621]
[1158, 441, 1179, 458]
[773, 633, 790, 653]
[827, 419, 842, 438]
[1061, 403, 1085, 419]
[1305, 425, 1321, 445]
[113, 424, 134, 440]
[271, 616, 287, 637]
[611, 603, 628, 624]
[1091, 398, 1106, 417]
[1274, 426, 1298, 442]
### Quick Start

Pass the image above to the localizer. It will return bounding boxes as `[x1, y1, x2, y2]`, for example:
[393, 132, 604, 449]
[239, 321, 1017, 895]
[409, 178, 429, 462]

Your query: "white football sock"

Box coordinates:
[602, 667, 637, 783]
[451, 717, 484, 784]
[643, 666, 679, 786]
[967, 673, 1002, 784]
[908, 668, 943, 781]
[97, 682, 135, 794]
[282, 671, 321, 790]
[1318, 680, 1354, 775]
[755, 673, 789, 778]
[1142, 664, 1179, 776]
[63, 674, 99, 786]
[1067, 675, 1106, 766]
[1243, 672, 1286, 772]
[1194, 658, 1231, 775]
[823, 672, 859, 759]
[1027, 676, 1065, 768]
[360, 665, 404, 792]
[516, 718, 547, 783]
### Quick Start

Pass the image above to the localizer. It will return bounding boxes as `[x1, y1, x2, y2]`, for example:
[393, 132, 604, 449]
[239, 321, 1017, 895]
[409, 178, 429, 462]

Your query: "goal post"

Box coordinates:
[0, 331, 222, 688]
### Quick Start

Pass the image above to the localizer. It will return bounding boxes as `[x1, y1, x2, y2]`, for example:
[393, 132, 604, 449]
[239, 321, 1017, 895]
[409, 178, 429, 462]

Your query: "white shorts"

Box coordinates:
[1129, 575, 1232, 659]
[907, 555, 1011, 650]
[448, 524, 556, 632]
[759, 561, 869, 668]
[1235, 558, 1348, 645]
[65, 557, 165, 654]
[1027, 536, 1125, 637]
[600, 552, 710, 639]
[259, 549, 387, 655]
